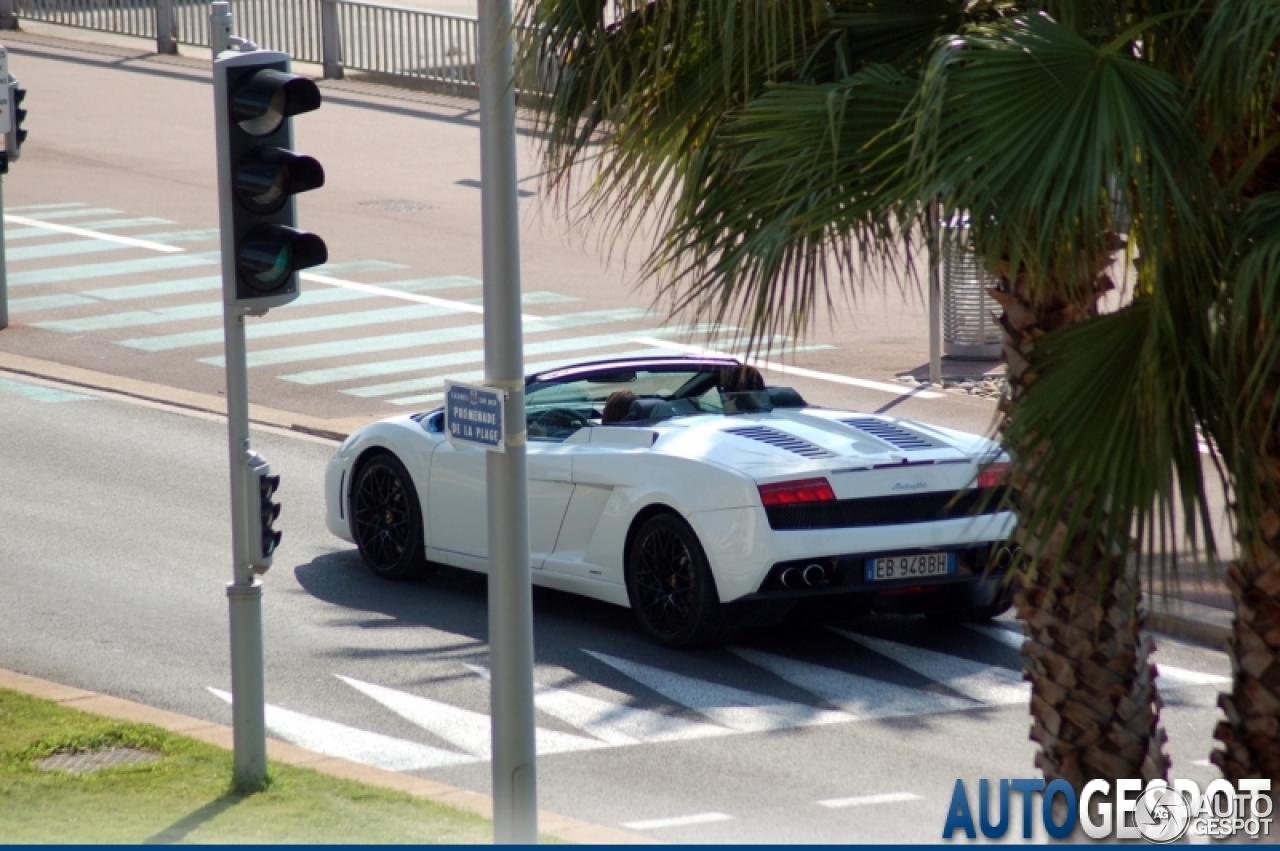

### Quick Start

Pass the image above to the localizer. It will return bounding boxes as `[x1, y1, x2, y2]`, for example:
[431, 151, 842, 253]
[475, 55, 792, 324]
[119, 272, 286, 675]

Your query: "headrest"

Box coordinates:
[622, 398, 675, 422]
[767, 386, 808, 408]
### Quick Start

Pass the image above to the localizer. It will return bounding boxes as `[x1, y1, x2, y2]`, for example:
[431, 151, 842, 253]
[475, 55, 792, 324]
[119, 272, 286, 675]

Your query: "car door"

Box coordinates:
[427, 439, 574, 567]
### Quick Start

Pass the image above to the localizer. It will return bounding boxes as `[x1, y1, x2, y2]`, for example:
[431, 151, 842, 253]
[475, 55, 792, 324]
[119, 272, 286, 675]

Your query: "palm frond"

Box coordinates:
[909, 12, 1212, 297]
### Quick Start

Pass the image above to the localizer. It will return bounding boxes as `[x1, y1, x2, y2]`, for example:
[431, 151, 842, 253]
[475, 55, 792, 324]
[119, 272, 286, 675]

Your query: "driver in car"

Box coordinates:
[601, 390, 638, 424]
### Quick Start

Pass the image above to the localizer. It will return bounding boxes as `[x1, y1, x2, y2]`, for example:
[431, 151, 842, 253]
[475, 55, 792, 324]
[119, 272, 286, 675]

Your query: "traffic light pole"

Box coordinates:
[0, 174, 8, 330]
[478, 0, 537, 842]
[212, 1, 267, 791]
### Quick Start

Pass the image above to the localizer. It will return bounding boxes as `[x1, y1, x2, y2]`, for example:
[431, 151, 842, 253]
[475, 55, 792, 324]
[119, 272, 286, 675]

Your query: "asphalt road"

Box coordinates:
[0, 375, 1234, 843]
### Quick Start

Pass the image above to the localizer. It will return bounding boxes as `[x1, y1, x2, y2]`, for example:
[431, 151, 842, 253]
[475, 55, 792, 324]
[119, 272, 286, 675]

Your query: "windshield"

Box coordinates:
[522, 364, 800, 441]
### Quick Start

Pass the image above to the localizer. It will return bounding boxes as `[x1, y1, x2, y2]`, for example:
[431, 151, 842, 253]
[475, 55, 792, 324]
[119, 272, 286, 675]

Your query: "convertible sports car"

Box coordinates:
[325, 356, 1018, 648]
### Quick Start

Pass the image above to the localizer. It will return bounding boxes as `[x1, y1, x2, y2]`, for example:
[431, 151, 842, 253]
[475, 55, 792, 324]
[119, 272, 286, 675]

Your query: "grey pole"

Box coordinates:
[320, 0, 343, 80]
[478, 0, 537, 842]
[156, 0, 177, 55]
[927, 202, 942, 386]
[211, 0, 267, 791]
[0, 175, 8, 330]
[0, 0, 16, 31]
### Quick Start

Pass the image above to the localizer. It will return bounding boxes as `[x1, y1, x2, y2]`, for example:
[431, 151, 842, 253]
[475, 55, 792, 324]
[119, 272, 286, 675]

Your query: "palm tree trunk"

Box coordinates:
[1212, 434, 1280, 781]
[991, 266, 1170, 791]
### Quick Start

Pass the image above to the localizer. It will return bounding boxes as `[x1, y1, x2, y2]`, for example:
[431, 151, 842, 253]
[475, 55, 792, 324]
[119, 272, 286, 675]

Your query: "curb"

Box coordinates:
[1147, 594, 1232, 649]
[0, 667, 659, 845]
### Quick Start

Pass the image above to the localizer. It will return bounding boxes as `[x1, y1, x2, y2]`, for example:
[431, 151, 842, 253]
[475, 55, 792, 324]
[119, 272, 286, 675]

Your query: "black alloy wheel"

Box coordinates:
[626, 513, 729, 648]
[351, 453, 430, 580]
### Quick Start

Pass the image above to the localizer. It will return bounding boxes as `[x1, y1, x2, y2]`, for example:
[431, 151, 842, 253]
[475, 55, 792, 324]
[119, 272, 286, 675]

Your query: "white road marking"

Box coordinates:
[632, 336, 945, 399]
[465, 663, 729, 745]
[206, 687, 476, 771]
[336, 674, 605, 757]
[300, 271, 539, 321]
[729, 646, 975, 719]
[967, 623, 1229, 689]
[584, 650, 851, 732]
[622, 812, 733, 831]
[4, 215, 184, 253]
[964, 622, 1025, 651]
[818, 792, 922, 808]
[832, 628, 1028, 705]
[1192, 759, 1212, 767]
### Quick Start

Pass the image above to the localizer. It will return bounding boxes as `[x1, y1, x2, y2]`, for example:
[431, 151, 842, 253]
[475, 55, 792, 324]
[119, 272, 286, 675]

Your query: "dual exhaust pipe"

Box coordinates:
[780, 563, 828, 589]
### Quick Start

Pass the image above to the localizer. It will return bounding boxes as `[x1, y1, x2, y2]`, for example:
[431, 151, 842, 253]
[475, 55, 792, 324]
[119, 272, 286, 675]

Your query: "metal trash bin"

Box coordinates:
[940, 218, 1002, 360]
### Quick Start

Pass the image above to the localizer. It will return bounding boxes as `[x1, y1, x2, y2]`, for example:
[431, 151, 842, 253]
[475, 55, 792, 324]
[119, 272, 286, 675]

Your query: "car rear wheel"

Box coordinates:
[626, 513, 730, 648]
[351, 453, 430, 581]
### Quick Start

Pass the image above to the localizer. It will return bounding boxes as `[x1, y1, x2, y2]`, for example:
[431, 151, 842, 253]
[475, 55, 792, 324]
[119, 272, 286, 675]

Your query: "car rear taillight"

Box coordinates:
[758, 478, 836, 507]
[977, 461, 1011, 489]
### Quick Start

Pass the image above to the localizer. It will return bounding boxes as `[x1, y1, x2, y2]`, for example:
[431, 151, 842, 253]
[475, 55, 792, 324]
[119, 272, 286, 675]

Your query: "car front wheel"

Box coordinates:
[626, 513, 730, 648]
[350, 453, 430, 581]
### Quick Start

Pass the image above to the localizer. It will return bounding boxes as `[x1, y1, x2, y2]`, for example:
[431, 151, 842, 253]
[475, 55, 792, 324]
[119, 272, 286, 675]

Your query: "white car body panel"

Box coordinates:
[324, 359, 1018, 614]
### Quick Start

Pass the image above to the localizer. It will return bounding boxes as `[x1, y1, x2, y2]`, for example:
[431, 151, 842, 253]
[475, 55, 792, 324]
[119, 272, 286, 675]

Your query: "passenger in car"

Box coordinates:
[602, 390, 638, 424]
[718, 365, 766, 393]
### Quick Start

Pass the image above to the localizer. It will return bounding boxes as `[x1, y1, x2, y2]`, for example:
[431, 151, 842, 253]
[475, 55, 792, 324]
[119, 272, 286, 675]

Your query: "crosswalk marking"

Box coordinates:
[284, 327, 701, 387]
[9, 252, 218, 287]
[962, 623, 1230, 689]
[7, 239, 133, 262]
[832, 628, 1029, 705]
[584, 649, 852, 732]
[5, 215, 183, 253]
[206, 687, 477, 771]
[336, 674, 604, 757]
[466, 663, 729, 745]
[0, 377, 98, 403]
[7, 202, 90, 212]
[728, 646, 976, 719]
[8, 293, 98, 314]
[9, 207, 122, 221]
[205, 307, 650, 369]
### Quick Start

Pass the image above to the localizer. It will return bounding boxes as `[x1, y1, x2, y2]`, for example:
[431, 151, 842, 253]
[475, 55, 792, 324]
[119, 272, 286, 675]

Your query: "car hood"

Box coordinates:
[652, 408, 1003, 498]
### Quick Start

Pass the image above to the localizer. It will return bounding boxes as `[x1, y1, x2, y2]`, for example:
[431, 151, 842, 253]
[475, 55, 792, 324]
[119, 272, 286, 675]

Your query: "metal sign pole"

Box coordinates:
[477, 0, 537, 842]
[211, 0, 267, 791]
[928, 200, 942, 385]
[0, 46, 10, 331]
[0, 172, 8, 331]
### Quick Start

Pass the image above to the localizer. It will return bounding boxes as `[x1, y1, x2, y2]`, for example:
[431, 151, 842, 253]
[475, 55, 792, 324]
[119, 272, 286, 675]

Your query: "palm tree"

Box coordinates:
[519, 0, 1279, 785]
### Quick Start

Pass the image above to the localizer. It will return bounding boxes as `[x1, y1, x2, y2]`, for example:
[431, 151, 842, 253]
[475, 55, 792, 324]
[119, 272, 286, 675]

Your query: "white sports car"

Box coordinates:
[325, 356, 1017, 647]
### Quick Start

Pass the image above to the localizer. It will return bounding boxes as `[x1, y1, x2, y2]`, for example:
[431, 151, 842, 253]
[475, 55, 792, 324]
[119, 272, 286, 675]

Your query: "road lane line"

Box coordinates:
[206, 687, 478, 771]
[378, 349, 675, 404]
[300, 271, 540, 321]
[8, 207, 121, 220]
[622, 812, 733, 831]
[7, 202, 88, 212]
[832, 628, 1027, 705]
[818, 793, 921, 808]
[584, 649, 850, 733]
[5, 214, 181, 252]
[631, 336, 946, 399]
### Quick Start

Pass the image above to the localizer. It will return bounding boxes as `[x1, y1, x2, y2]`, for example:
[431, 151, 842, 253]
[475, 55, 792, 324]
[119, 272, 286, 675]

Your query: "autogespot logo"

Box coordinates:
[943, 777, 1272, 842]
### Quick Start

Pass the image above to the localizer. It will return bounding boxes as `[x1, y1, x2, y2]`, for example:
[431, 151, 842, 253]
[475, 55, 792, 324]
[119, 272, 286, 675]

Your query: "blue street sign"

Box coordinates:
[444, 380, 506, 452]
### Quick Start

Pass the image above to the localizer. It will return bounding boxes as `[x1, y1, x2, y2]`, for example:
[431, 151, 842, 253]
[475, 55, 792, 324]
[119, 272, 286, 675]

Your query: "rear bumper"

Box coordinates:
[727, 568, 1012, 627]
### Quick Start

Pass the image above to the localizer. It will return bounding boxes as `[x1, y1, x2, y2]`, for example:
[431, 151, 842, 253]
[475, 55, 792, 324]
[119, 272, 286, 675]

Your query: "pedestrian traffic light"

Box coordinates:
[213, 50, 326, 312]
[245, 451, 282, 572]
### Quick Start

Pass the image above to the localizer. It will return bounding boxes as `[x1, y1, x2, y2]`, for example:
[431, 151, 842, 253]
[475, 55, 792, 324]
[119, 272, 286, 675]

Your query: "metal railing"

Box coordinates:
[0, 0, 527, 98]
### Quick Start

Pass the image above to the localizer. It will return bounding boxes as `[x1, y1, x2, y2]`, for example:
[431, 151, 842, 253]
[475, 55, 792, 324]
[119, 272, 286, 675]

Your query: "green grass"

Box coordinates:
[0, 688, 494, 843]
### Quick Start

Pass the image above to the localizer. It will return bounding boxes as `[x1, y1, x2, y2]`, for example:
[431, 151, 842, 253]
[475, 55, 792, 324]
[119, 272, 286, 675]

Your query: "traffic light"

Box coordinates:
[7, 77, 26, 160]
[245, 451, 282, 572]
[213, 50, 326, 312]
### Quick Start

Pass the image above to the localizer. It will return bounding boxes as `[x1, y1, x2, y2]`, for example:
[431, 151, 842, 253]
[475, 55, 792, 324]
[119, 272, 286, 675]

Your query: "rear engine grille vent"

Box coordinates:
[725, 425, 835, 459]
[842, 418, 938, 451]
[765, 488, 1008, 530]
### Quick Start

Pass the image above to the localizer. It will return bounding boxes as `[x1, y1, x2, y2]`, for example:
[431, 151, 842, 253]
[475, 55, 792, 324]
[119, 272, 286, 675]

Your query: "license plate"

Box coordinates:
[865, 551, 956, 582]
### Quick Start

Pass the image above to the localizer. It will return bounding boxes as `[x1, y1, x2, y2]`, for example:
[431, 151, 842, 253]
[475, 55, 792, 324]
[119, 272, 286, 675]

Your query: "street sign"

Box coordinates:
[444, 380, 507, 451]
[0, 48, 10, 135]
